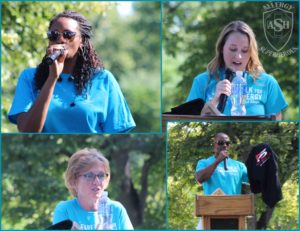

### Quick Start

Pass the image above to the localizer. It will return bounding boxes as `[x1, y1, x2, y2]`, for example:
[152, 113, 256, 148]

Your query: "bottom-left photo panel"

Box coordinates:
[2, 134, 166, 230]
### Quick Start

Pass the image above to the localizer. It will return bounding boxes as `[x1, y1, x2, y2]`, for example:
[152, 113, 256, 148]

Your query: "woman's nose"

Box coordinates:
[235, 52, 242, 59]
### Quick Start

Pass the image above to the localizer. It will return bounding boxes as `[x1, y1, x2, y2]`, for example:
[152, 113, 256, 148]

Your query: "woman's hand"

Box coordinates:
[46, 44, 69, 79]
[210, 79, 232, 107]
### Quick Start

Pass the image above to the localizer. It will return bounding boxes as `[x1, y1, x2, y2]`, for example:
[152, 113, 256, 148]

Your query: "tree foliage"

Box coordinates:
[163, 2, 298, 120]
[167, 122, 298, 229]
[2, 1, 161, 132]
[2, 134, 165, 229]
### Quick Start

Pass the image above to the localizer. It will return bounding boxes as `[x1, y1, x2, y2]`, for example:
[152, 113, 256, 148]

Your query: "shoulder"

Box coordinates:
[198, 155, 214, 164]
[109, 199, 126, 211]
[230, 159, 246, 168]
[91, 69, 119, 87]
[92, 69, 117, 81]
[54, 199, 76, 211]
[193, 71, 210, 82]
[256, 72, 279, 85]
[19, 67, 37, 80]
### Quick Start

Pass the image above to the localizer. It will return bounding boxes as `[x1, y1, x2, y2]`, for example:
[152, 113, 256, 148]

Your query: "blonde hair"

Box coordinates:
[64, 148, 110, 196]
[207, 20, 264, 80]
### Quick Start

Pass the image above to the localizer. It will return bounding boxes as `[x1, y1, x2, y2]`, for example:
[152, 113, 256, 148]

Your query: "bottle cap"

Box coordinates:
[235, 71, 243, 77]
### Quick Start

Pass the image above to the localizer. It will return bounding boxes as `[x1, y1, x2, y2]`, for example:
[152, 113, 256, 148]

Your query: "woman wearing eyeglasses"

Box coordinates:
[8, 11, 135, 133]
[53, 148, 134, 230]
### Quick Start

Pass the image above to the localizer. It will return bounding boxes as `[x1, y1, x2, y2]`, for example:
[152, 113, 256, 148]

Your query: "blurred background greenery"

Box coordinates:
[2, 134, 165, 229]
[167, 122, 298, 229]
[162, 2, 298, 120]
[1, 1, 161, 132]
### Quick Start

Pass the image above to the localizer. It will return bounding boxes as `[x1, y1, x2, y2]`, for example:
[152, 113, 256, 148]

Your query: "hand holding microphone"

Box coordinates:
[45, 45, 68, 79]
[44, 48, 65, 65]
[44, 45, 67, 66]
[218, 150, 229, 171]
[216, 69, 234, 113]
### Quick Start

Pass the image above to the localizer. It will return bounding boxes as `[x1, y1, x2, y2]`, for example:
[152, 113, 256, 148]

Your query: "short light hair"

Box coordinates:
[207, 20, 265, 80]
[64, 148, 110, 196]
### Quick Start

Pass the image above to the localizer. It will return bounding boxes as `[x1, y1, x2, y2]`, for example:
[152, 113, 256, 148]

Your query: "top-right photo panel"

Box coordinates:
[162, 1, 298, 121]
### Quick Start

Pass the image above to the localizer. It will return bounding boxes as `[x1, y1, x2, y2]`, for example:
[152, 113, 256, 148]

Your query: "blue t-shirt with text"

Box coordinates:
[195, 155, 248, 195]
[53, 198, 133, 230]
[187, 69, 288, 116]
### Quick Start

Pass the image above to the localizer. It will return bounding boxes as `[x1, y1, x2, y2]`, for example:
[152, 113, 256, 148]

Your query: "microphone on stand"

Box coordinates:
[217, 68, 235, 113]
[44, 48, 65, 65]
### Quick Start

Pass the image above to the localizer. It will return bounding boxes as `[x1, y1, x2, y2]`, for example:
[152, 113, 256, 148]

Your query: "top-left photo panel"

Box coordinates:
[2, 1, 161, 133]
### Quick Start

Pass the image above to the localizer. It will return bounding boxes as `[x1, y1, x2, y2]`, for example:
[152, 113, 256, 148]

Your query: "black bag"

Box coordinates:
[163, 98, 205, 115]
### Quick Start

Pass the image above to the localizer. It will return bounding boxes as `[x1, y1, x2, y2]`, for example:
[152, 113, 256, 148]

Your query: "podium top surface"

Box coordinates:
[163, 114, 276, 121]
[195, 194, 255, 216]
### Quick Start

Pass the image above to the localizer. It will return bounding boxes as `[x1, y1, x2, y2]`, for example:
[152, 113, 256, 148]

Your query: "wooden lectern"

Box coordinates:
[195, 194, 254, 229]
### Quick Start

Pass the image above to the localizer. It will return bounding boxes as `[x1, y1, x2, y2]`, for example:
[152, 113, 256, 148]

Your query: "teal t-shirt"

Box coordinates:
[53, 198, 133, 230]
[8, 68, 136, 133]
[187, 69, 288, 116]
[195, 155, 248, 195]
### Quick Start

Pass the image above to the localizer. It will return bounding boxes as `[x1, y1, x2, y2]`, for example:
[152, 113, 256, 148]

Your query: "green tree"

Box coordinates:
[2, 134, 165, 229]
[167, 122, 298, 229]
[163, 2, 298, 120]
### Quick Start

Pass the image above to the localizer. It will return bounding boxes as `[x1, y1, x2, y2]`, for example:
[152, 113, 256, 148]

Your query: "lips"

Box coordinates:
[92, 188, 101, 193]
[232, 61, 242, 65]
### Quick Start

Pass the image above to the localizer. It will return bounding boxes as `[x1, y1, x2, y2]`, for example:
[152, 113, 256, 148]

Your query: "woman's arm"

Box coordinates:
[17, 46, 68, 132]
[17, 74, 58, 132]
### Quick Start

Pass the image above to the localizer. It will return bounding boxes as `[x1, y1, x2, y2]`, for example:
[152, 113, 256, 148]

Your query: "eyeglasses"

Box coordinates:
[216, 140, 231, 146]
[47, 30, 77, 41]
[80, 172, 109, 182]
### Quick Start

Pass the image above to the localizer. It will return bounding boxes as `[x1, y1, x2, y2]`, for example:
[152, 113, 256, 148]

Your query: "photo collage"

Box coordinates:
[1, 1, 299, 230]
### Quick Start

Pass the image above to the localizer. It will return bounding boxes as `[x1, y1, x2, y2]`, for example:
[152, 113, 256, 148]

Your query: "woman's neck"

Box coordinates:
[78, 197, 99, 211]
[62, 56, 78, 74]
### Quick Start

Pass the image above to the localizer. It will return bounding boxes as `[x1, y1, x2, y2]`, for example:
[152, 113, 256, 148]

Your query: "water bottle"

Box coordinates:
[230, 71, 247, 116]
[98, 191, 115, 229]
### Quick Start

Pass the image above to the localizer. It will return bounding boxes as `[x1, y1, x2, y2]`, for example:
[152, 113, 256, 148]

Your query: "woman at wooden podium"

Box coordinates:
[186, 20, 288, 120]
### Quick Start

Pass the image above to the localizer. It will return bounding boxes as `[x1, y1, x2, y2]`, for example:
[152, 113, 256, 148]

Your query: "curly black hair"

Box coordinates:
[34, 11, 103, 94]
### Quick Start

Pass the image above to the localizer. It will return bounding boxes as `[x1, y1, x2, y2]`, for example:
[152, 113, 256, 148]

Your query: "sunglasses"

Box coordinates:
[47, 30, 77, 41]
[216, 140, 231, 146]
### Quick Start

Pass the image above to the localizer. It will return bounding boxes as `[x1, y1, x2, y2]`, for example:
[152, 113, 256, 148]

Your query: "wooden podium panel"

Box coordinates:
[195, 194, 254, 230]
[195, 194, 254, 216]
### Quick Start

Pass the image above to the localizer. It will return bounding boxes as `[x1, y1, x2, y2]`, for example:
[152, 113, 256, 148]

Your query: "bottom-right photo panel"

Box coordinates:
[167, 121, 298, 230]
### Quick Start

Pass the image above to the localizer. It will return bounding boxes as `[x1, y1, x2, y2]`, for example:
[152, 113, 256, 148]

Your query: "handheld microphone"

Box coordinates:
[44, 48, 65, 65]
[45, 219, 73, 230]
[217, 68, 235, 113]
[224, 157, 228, 171]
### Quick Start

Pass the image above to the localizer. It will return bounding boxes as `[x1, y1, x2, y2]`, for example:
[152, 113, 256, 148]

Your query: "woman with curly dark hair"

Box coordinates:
[8, 11, 136, 133]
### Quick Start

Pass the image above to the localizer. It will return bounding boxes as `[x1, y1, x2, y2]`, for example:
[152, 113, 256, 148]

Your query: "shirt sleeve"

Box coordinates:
[101, 71, 136, 133]
[116, 202, 134, 230]
[265, 75, 288, 114]
[195, 159, 207, 174]
[8, 68, 36, 124]
[241, 162, 249, 183]
[53, 201, 69, 225]
[186, 72, 209, 102]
